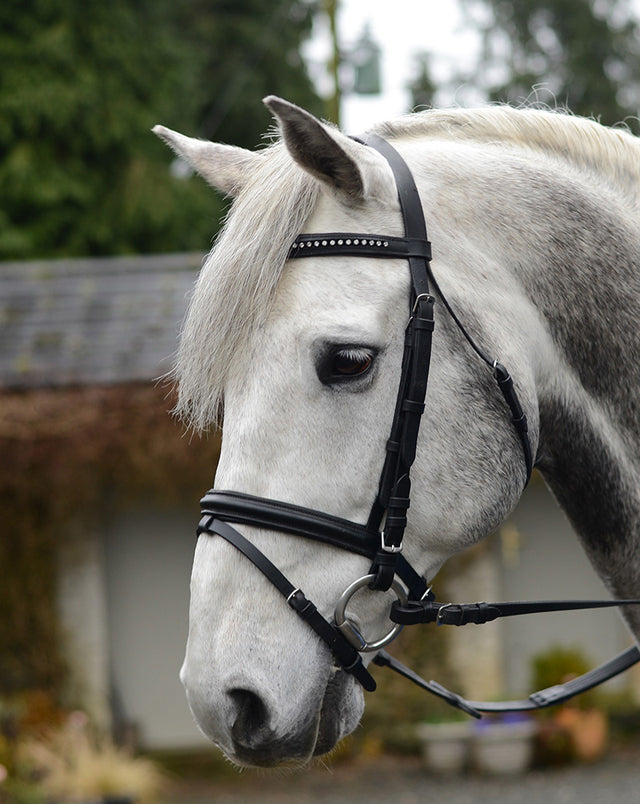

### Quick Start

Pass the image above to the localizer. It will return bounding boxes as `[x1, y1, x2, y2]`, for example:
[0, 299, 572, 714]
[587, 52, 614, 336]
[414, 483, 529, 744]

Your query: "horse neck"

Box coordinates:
[516, 163, 640, 604]
[410, 133, 640, 604]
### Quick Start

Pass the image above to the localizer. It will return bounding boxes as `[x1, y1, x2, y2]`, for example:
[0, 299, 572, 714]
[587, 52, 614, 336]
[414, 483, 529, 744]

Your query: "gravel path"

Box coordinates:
[163, 749, 640, 804]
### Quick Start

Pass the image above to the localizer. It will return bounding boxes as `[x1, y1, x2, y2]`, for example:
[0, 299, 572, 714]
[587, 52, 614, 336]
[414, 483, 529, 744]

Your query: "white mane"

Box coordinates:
[175, 142, 319, 429]
[175, 106, 640, 430]
[373, 105, 640, 195]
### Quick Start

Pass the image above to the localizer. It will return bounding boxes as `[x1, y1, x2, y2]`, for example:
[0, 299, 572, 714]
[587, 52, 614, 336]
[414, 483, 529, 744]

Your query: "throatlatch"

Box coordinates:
[196, 133, 640, 716]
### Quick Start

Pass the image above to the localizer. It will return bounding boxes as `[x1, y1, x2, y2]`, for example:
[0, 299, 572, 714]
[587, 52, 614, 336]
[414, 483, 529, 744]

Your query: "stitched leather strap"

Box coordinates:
[199, 490, 430, 600]
[361, 136, 435, 589]
[289, 135, 435, 583]
[363, 134, 432, 300]
[425, 269, 534, 483]
[201, 490, 379, 557]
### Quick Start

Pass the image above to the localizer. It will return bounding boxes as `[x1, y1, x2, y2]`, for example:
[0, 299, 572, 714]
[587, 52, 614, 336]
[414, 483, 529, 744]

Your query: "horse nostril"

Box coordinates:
[229, 688, 271, 747]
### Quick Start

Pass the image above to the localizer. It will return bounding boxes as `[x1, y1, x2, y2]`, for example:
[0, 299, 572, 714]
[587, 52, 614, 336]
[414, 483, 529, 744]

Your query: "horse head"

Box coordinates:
[155, 98, 541, 765]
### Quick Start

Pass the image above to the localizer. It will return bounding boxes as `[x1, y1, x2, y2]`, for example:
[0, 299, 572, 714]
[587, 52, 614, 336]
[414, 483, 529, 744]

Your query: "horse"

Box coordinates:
[154, 97, 640, 767]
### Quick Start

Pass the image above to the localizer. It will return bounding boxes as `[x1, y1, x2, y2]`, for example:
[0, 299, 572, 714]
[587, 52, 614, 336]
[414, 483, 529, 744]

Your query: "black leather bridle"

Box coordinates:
[197, 134, 640, 716]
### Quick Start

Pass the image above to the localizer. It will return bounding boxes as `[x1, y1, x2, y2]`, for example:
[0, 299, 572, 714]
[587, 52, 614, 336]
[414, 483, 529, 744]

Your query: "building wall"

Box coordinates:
[102, 504, 208, 749]
[57, 523, 111, 731]
[498, 477, 633, 697]
[433, 476, 636, 703]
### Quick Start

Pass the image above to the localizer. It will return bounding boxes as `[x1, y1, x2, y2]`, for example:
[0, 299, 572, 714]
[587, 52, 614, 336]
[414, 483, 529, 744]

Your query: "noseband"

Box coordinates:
[197, 135, 640, 714]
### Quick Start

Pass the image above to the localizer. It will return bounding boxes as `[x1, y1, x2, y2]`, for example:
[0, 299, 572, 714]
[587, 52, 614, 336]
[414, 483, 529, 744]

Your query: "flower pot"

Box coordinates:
[416, 721, 472, 774]
[554, 707, 608, 762]
[472, 717, 537, 774]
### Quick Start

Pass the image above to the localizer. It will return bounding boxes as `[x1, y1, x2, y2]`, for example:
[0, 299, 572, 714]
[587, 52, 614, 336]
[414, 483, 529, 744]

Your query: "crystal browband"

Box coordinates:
[289, 233, 432, 260]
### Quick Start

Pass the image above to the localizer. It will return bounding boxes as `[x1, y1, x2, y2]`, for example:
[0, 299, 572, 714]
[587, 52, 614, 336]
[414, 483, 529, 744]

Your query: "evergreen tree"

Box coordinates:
[0, 0, 320, 259]
[408, 54, 438, 111]
[179, 0, 323, 148]
[461, 0, 640, 131]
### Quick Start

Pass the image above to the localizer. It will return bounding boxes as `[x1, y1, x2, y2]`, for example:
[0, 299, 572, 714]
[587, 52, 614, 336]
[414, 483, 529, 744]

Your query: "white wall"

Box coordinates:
[57, 523, 111, 730]
[498, 478, 632, 697]
[103, 504, 208, 749]
[439, 476, 635, 702]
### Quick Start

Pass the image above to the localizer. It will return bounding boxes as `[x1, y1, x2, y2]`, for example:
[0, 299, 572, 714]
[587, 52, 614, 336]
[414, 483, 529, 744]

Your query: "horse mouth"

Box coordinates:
[228, 668, 359, 767]
[313, 668, 355, 756]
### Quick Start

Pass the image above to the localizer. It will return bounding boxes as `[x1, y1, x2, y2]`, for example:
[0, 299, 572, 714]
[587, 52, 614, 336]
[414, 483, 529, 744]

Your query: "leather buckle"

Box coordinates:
[380, 530, 403, 554]
[411, 292, 435, 316]
[437, 603, 465, 626]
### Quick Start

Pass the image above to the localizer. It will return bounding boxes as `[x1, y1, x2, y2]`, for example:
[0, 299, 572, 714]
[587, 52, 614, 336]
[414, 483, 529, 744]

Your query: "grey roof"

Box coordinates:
[0, 253, 204, 388]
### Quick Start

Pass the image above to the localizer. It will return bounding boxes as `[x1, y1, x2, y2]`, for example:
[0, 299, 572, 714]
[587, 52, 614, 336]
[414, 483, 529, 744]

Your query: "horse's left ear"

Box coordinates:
[152, 125, 260, 197]
[264, 96, 387, 205]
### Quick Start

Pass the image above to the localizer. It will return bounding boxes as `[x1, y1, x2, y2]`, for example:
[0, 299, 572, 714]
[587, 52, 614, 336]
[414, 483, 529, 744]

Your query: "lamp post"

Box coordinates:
[352, 23, 381, 96]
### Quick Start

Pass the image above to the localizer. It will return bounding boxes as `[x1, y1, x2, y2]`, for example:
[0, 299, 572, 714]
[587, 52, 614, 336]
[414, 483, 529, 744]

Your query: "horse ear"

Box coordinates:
[152, 125, 260, 197]
[263, 96, 368, 203]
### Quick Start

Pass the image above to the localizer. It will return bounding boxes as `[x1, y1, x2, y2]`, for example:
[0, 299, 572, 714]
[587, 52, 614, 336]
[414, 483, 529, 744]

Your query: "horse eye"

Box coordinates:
[318, 346, 376, 385]
[332, 349, 373, 376]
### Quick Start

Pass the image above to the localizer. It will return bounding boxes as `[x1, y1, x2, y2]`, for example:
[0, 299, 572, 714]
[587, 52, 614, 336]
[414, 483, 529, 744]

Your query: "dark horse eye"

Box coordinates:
[317, 346, 377, 385]
[332, 348, 373, 376]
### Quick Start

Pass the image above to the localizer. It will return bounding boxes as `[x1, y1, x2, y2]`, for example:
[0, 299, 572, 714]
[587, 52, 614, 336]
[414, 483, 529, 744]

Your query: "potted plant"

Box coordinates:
[530, 646, 609, 765]
[471, 712, 537, 774]
[19, 712, 164, 803]
[416, 713, 473, 774]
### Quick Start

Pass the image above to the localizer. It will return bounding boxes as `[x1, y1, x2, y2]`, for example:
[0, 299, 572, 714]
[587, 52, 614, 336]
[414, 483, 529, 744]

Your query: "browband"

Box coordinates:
[289, 233, 432, 261]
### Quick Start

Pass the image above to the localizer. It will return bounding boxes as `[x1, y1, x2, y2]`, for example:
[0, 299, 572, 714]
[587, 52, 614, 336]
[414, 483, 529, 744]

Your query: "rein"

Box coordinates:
[196, 133, 640, 715]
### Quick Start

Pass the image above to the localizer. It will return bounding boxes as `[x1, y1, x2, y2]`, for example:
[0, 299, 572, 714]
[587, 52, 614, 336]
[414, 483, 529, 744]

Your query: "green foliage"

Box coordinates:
[175, 0, 323, 148]
[530, 644, 591, 688]
[530, 644, 599, 709]
[0, 0, 321, 259]
[461, 0, 640, 131]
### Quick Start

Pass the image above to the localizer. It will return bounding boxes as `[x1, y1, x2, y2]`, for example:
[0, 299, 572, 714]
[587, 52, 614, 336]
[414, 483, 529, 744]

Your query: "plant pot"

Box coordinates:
[416, 721, 472, 774]
[554, 707, 609, 762]
[472, 717, 537, 775]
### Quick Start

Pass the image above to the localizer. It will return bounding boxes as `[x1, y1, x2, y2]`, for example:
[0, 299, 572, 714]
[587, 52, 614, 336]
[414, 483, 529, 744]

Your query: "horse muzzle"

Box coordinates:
[182, 656, 362, 766]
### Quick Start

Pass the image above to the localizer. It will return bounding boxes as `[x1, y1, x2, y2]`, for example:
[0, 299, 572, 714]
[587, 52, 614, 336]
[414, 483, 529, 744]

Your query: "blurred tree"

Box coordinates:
[183, 0, 323, 146]
[408, 53, 438, 110]
[0, 0, 320, 259]
[460, 0, 640, 131]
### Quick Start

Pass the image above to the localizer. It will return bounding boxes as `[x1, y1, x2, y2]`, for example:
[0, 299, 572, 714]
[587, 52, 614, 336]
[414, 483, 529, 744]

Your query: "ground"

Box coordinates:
[162, 746, 640, 804]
